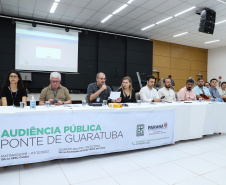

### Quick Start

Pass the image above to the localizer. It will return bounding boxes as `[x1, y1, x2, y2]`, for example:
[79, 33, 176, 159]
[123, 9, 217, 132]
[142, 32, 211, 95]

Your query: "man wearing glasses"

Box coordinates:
[39, 72, 71, 105]
[87, 72, 111, 103]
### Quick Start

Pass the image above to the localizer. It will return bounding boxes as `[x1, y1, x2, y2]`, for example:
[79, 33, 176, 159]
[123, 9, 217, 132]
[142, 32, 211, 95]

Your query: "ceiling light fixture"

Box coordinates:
[205, 40, 220, 44]
[127, 0, 134, 4]
[101, 14, 113, 23]
[50, 2, 59, 13]
[174, 6, 196, 17]
[173, 32, 188, 37]
[156, 16, 173, 24]
[216, 0, 226, 4]
[215, 19, 226, 25]
[141, 24, 155, 31]
[112, 4, 128, 15]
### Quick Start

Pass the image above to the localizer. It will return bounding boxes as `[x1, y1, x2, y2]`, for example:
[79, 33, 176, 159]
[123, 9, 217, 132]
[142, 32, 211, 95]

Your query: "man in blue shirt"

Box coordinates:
[209, 78, 222, 101]
[193, 78, 211, 100]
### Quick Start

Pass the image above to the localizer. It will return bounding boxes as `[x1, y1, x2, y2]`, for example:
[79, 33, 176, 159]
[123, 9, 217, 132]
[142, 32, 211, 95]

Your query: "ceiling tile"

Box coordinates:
[110, 17, 132, 27]
[100, 1, 125, 13]
[2, 4, 18, 15]
[140, 0, 168, 10]
[72, 18, 87, 25]
[114, 26, 129, 32]
[59, 0, 73, 5]
[1, 0, 18, 7]
[82, 20, 99, 28]
[89, 11, 109, 22]
[63, 6, 83, 17]
[51, 3, 68, 15]
[197, 0, 219, 8]
[76, 8, 97, 20]
[19, 7, 33, 14]
[124, 7, 149, 19]
[47, 14, 62, 22]
[165, 2, 196, 16]
[34, 10, 49, 17]
[131, 0, 148, 7]
[136, 11, 160, 22]
[180, 0, 208, 6]
[154, 0, 182, 13]
[19, 0, 36, 10]
[122, 19, 141, 28]
[35, 0, 53, 12]
[115, 4, 136, 16]
[70, 0, 92, 8]
[86, 0, 110, 11]
[92, 22, 110, 30]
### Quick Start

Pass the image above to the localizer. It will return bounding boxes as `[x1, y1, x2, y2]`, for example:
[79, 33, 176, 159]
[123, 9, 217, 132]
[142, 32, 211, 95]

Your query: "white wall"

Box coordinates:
[208, 46, 226, 83]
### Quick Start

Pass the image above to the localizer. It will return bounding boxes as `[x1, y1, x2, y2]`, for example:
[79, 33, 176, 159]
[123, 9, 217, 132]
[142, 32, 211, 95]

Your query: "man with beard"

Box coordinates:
[177, 79, 196, 101]
[87, 72, 111, 103]
[193, 78, 211, 100]
[158, 78, 176, 102]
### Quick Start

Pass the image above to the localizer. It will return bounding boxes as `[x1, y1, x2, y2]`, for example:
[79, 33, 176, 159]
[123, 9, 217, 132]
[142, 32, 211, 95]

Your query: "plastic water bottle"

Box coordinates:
[30, 96, 36, 109]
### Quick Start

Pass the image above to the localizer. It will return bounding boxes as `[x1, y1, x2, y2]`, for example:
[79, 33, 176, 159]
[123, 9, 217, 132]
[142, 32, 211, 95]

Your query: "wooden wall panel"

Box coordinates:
[152, 39, 208, 92]
[153, 41, 170, 57]
[171, 47, 190, 59]
[153, 55, 170, 68]
[191, 61, 207, 71]
[190, 50, 207, 62]
[171, 58, 190, 70]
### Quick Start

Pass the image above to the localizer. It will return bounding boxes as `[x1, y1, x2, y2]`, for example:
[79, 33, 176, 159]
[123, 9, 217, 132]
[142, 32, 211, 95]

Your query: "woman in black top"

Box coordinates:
[114, 76, 136, 103]
[1, 70, 27, 106]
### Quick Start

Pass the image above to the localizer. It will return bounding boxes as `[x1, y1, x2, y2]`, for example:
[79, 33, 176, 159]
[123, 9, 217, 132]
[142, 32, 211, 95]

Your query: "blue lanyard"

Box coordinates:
[9, 87, 18, 105]
[52, 88, 58, 98]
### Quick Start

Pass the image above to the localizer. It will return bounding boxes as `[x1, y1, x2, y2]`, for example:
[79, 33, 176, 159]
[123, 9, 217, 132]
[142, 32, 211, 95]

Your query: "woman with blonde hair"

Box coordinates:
[114, 76, 136, 103]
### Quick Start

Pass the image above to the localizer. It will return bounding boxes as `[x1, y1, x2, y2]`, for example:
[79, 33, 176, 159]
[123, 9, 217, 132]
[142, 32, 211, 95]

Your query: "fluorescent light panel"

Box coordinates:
[141, 24, 155, 31]
[174, 6, 196, 17]
[205, 40, 220, 44]
[156, 16, 173, 24]
[101, 14, 113, 23]
[112, 4, 128, 14]
[50, 2, 59, 13]
[173, 32, 188, 37]
[127, 0, 134, 4]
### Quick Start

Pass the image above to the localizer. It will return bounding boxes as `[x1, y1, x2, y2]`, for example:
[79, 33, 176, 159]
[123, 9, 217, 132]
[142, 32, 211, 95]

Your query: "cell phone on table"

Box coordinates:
[53, 98, 59, 103]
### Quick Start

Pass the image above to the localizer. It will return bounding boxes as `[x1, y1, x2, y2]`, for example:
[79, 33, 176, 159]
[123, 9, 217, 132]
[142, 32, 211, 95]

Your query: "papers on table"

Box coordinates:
[109, 92, 121, 99]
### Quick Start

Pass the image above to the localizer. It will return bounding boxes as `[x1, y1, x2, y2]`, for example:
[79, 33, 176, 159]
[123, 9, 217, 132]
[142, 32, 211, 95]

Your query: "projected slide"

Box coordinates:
[15, 23, 79, 73]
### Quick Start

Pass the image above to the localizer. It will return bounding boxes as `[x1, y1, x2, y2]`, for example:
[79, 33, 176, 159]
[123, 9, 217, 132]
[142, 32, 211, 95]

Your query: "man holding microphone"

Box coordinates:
[87, 72, 111, 103]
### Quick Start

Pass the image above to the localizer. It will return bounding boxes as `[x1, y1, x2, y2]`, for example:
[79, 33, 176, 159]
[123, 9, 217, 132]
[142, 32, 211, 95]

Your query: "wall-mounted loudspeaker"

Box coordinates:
[197, 8, 216, 34]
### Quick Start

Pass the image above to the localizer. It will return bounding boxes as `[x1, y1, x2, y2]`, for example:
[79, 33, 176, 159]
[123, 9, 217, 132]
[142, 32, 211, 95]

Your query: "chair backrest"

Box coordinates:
[135, 92, 140, 100]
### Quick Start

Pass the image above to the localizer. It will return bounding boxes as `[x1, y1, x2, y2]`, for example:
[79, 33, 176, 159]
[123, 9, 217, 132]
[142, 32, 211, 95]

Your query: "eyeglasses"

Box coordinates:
[51, 80, 61, 84]
[98, 78, 106, 80]
[10, 75, 18, 78]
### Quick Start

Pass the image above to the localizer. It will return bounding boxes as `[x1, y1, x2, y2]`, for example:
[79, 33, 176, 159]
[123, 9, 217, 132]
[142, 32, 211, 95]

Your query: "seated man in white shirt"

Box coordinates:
[158, 78, 176, 102]
[140, 75, 161, 103]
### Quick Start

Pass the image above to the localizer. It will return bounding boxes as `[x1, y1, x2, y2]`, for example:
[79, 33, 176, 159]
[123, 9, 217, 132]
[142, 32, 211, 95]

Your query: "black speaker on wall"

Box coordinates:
[198, 8, 216, 34]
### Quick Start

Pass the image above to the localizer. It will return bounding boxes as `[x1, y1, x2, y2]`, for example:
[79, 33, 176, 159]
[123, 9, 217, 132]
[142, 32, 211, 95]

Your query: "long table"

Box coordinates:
[0, 101, 225, 167]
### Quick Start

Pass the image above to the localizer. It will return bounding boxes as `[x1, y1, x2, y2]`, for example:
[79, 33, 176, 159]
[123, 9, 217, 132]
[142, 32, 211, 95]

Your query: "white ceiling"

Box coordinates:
[0, 0, 226, 49]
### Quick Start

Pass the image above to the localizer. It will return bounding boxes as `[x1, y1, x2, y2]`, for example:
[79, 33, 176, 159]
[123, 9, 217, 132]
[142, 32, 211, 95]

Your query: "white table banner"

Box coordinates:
[0, 110, 175, 167]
